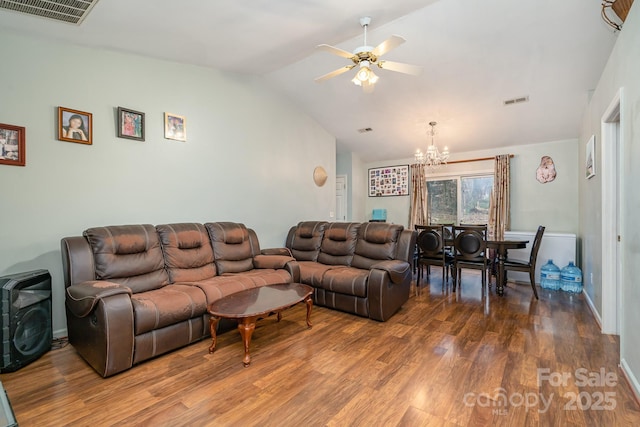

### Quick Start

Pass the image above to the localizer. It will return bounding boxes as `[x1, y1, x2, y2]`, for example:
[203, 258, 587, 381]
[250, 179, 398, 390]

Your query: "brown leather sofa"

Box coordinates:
[283, 221, 416, 321]
[61, 222, 298, 377]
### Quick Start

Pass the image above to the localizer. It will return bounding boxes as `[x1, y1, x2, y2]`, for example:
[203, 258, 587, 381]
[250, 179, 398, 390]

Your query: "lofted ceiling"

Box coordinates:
[0, 0, 618, 162]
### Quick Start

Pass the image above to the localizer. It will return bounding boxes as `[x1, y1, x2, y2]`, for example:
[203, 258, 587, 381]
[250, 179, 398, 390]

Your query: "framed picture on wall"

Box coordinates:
[117, 107, 145, 141]
[58, 107, 92, 145]
[368, 164, 410, 196]
[0, 123, 26, 167]
[164, 112, 186, 141]
[586, 135, 595, 179]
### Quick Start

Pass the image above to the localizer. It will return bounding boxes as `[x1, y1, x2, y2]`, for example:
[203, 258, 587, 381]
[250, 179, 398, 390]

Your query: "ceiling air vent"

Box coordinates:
[358, 127, 373, 133]
[503, 96, 529, 106]
[0, 0, 100, 25]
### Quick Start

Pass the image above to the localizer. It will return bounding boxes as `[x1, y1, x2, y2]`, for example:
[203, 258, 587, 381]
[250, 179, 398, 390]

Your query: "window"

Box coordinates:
[427, 174, 494, 225]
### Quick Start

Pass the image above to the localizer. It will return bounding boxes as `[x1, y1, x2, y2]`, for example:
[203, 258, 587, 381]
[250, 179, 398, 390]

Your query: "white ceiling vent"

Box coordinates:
[358, 127, 373, 133]
[0, 0, 100, 25]
[503, 96, 530, 106]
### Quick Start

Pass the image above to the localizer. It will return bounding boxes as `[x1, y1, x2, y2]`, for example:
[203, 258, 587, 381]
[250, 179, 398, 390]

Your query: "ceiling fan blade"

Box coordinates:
[372, 35, 406, 57]
[314, 65, 356, 82]
[316, 44, 355, 59]
[378, 60, 422, 76]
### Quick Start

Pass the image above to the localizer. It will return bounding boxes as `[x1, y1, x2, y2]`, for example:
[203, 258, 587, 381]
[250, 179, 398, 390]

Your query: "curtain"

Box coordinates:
[488, 154, 511, 242]
[409, 163, 427, 229]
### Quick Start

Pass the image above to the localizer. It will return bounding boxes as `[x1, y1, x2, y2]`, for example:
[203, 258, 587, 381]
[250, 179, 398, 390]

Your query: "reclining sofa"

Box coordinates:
[284, 221, 416, 321]
[61, 222, 298, 377]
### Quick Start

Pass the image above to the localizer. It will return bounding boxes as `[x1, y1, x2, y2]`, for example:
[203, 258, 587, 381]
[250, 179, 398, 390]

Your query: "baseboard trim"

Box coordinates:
[620, 358, 640, 407]
[53, 328, 67, 339]
[582, 289, 603, 331]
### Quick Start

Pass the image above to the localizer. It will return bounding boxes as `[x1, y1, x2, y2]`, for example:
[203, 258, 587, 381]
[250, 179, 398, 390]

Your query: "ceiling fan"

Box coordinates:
[314, 16, 422, 93]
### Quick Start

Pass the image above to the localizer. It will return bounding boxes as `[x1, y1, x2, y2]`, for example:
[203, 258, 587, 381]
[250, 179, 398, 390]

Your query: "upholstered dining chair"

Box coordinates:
[501, 225, 545, 299]
[452, 225, 488, 292]
[416, 225, 453, 294]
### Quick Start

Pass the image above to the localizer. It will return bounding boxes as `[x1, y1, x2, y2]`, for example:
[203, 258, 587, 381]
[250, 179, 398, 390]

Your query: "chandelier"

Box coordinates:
[414, 121, 449, 168]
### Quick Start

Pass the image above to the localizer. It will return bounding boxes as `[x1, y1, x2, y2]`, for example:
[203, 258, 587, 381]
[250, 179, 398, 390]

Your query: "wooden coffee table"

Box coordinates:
[207, 283, 313, 366]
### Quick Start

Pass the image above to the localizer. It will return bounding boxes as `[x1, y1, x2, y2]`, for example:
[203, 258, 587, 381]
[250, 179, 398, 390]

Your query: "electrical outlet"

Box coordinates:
[329, 211, 335, 218]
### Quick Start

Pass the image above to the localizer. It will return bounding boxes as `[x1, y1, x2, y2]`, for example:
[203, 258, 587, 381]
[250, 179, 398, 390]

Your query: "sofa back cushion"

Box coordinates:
[317, 222, 360, 266]
[205, 222, 257, 274]
[156, 223, 216, 283]
[351, 223, 404, 269]
[286, 221, 327, 261]
[84, 224, 169, 293]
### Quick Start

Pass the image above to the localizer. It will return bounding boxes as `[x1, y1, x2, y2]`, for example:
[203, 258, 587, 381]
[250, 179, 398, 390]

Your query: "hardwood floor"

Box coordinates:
[2, 271, 640, 426]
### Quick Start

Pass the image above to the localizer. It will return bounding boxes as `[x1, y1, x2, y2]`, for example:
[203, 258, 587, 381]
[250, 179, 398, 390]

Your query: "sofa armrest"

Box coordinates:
[367, 263, 411, 321]
[260, 247, 293, 257]
[370, 260, 411, 284]
[65, 281, 135, 377]
[66, 280, 132, 318]
[253, 254, 295, 269]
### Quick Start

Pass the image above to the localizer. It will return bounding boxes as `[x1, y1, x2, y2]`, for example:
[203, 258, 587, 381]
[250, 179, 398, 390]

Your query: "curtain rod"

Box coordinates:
[446, 154, 514, 165]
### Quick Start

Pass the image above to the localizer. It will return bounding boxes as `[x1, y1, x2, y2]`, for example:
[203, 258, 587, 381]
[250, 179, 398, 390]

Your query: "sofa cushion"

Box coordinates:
[221, 269, 292, 287]
[320, 267, 369, 298]
[286, 221, 327, 261]
[184, 275, 259, 305]
[131, 284, 207, 335]
[351, 223, 404, 270]
[84, 224, 169, 293]
[317, 222, 360, 266]
[156, 223, 216, 283]
[205, 222, 257, 274]
[296, 260, 336, 287]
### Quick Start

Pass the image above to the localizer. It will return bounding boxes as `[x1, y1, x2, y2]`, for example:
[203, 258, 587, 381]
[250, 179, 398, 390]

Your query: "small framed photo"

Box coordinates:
[0, 123, 26, 167]
[164, 112, 186, 141]
[117, 107, 145, 141]
[58, 107, 92, 145]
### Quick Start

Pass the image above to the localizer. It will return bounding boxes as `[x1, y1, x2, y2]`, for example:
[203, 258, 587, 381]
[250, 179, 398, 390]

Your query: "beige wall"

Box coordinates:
[359, 138, 579, 234]
[579, 4, 640, 394]
[0, 31, 336, 335]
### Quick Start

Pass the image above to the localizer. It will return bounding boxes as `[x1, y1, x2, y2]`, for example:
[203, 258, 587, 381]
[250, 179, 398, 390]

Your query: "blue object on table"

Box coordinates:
[560, 261, 583, 293]
[540, 259, 561, 290]
[371, 209, 387, 222]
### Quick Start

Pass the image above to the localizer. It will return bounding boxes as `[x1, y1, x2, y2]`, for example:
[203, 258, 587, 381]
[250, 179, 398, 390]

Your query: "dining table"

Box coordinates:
[437, 233, 529, 296]
[486, 239, 529, 296]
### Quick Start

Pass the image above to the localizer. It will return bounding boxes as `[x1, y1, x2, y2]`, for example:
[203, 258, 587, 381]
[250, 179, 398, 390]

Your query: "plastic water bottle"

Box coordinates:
[540, 260, 560, 290]
[560, 261, 583, 293]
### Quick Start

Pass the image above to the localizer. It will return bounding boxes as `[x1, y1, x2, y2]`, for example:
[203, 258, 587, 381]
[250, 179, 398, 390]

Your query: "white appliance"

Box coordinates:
[503, 231, 577, 284]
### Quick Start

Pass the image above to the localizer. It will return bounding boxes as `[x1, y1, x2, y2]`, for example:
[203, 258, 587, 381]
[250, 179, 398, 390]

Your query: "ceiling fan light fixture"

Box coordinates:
[356, 61, 371, 81]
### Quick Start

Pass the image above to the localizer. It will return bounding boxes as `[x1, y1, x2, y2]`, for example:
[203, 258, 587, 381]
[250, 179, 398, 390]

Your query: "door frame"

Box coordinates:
[601, 88, 623, 334]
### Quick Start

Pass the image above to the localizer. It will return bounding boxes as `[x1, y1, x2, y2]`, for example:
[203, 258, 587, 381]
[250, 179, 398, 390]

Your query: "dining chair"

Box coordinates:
[501, 225, 545, 299]
[414, 224, 428, 274]
[452, 225, 488, 292]
[416, 225, 453, 294]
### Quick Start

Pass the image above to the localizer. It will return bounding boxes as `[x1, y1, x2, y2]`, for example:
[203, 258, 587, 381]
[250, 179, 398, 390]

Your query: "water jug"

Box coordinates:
[560, 261, 583, 293]
[540, 259, 561, 290]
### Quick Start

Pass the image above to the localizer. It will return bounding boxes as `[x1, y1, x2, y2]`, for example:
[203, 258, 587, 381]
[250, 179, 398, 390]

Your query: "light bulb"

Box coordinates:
[357, 67, 370, 82]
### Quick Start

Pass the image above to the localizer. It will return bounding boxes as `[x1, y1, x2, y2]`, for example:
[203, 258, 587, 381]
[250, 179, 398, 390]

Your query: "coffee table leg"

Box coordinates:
[238, 317, 257, 367]
[208, 316, 220, 354]
[305, 296, 313, 328]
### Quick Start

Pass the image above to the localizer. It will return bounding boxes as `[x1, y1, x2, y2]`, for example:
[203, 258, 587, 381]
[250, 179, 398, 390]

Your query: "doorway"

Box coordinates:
[601, 89, 623, 335]
[336, 175, 348, 222]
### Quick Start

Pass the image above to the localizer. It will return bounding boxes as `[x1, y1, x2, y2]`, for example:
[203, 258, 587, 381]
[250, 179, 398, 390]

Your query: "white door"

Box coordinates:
[336, 175, 347, 221]
[601, 90, 622, 334]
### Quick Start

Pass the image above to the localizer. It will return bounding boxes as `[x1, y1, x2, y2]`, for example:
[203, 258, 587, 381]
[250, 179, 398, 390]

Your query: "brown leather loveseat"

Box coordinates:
[283, 221, 416, 321]
[61, 222, 298, 377]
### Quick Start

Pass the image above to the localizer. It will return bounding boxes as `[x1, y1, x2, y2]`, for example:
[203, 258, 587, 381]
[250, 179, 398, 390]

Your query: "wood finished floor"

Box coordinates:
[2, 271, 640, 426]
